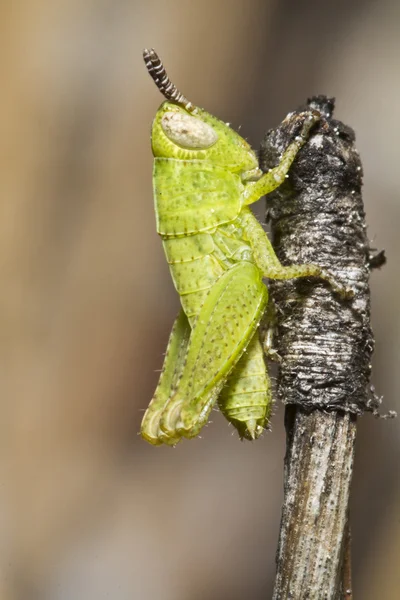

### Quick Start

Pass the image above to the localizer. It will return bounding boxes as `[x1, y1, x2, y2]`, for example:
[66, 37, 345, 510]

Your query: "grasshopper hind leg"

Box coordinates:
[140, 310, 190, 446]
[160, 262, 268, 440]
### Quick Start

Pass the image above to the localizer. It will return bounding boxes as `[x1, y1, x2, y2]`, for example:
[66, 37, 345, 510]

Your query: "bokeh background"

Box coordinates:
[1, 0, 399, 598]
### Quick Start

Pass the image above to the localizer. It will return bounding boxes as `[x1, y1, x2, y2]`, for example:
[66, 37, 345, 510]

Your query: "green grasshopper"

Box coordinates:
[141, 49, 352, 446]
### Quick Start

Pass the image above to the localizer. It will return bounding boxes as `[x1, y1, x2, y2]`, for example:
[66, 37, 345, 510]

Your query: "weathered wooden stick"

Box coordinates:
[260, 96, 379, 598]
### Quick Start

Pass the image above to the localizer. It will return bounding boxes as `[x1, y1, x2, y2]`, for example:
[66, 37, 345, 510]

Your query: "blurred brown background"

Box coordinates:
[0, 0, 399, 598]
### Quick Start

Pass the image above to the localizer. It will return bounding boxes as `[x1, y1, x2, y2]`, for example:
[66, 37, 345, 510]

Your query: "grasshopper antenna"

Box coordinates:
[143, 48, 195, 113]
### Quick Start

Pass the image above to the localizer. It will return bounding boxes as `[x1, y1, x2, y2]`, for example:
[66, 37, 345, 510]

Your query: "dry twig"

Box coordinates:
[260, 96, 378, 598]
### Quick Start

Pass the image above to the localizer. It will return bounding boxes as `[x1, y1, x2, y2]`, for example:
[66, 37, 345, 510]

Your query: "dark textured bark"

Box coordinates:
[259, 97, 374, 598]
[260, 96, 375, 416]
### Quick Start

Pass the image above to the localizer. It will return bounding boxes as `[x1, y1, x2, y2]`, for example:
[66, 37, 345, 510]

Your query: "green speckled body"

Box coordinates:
[162, 218, 255, 324]
[141, 91, 350, 446]
[153, 102, 262, 325]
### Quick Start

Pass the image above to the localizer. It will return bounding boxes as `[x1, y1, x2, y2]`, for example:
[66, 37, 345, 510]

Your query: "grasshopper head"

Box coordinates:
[143, 49, 258, 175]
[151, 103, 259, 175]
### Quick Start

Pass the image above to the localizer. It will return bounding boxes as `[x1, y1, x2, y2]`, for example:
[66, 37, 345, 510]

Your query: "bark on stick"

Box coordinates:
[260, 96, 377, 598]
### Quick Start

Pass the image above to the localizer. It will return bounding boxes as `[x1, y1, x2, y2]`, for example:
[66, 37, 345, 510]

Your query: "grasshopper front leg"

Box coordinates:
[239, 208, 354, 298]
[239, 112, 353, 298]
[242, 111, 321, 205]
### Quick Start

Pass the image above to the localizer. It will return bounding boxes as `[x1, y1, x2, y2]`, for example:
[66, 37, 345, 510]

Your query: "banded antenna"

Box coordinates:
[143, 48, 194, 113]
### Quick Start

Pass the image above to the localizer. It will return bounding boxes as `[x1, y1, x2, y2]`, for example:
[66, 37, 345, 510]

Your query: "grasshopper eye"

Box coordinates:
[161, 112, 218, 149]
